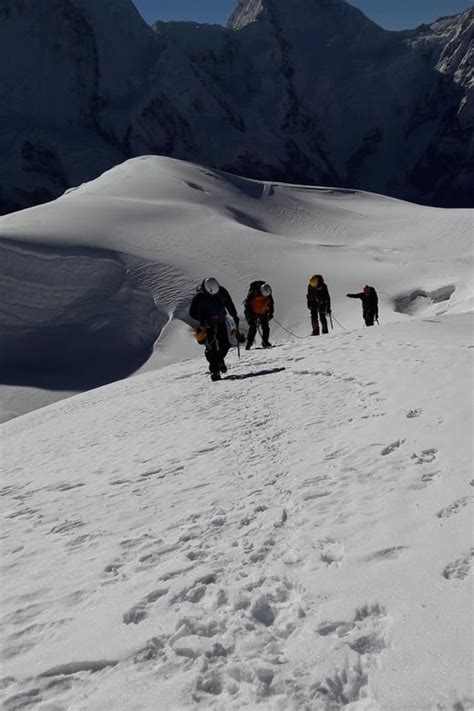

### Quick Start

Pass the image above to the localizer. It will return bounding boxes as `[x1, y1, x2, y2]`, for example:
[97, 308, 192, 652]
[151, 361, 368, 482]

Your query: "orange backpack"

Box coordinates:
[250, 294, 270, 316]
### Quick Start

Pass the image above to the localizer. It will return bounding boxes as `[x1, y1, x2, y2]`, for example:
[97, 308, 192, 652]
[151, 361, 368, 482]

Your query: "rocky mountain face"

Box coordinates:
[0, 0, 472, 214]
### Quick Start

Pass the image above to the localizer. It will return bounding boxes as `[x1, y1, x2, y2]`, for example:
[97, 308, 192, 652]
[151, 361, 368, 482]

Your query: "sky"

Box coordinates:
[133, 0, 473, 30]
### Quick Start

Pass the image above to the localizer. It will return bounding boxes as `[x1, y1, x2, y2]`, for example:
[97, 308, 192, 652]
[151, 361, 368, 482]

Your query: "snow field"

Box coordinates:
[0, 154, 472, 709]
[0, 155, 472, 420]
[1, 315, 472, 710]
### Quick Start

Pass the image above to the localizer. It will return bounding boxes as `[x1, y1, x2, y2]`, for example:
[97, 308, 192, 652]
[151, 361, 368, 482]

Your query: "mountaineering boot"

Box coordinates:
[245, 343, 251, 350]
[262, 341, 272, 348]
[218, 360, 227, 373]
[211, 371, 221, 381]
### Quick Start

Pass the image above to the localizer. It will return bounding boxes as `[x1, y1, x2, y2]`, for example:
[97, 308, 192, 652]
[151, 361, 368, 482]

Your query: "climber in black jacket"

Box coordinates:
[307, 274, 331, 335]
[189, 277, 240, 381]
[347, 285, 379, 326]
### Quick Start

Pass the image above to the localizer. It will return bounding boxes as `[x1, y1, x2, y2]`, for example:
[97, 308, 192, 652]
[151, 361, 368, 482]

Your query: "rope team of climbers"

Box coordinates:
[189, 276, 379, 381]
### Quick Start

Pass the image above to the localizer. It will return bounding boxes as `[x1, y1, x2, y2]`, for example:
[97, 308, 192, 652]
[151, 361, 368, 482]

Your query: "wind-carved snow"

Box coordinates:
[0, 239, 165, 390]
[0, 154, 472, 420]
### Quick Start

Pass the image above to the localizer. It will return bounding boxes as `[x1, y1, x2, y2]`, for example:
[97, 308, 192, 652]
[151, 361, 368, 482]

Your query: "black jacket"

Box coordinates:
[190, 286, 238, 326]
[307, 282, 331, 312]
[347, 289, 378, 317]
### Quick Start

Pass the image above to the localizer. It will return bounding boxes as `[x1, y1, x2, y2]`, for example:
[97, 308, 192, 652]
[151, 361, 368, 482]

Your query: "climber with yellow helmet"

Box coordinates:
[307, 274, 331, 336]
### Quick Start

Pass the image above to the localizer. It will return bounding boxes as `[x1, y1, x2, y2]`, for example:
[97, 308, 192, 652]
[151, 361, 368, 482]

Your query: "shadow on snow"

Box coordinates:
[225, 367, 286, 381]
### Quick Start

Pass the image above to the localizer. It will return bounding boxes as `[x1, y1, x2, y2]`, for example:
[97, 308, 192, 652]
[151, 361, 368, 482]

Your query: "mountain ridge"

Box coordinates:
[0, 0, 472, 214]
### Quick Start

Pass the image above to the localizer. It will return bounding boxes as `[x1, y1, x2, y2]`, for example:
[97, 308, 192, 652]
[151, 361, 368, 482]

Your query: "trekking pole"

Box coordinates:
[329, 313, 334, 331]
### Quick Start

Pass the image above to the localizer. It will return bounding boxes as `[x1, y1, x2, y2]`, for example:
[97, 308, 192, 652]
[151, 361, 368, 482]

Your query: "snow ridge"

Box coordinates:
[0, 0, 472, 214]
[0, 154, 472, 420]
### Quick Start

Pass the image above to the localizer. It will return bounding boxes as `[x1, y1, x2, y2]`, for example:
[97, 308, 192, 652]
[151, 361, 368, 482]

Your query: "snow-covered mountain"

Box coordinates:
[1, 0, 473, 215]
[0, 154, 472, 421]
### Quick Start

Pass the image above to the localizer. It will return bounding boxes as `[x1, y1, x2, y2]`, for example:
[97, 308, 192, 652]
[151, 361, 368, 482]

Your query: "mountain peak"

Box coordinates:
[228, 0, 346, 30]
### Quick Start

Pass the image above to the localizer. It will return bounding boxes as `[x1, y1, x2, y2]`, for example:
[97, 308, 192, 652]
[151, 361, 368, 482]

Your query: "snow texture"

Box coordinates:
[0, 154, 473, 710]
[0, 154, 472, 420]
[0, 315, 473, 710]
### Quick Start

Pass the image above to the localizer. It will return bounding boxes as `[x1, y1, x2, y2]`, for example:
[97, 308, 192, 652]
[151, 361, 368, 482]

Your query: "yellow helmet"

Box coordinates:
[195, 329, 206, 344]
[309, 275, 319, 288]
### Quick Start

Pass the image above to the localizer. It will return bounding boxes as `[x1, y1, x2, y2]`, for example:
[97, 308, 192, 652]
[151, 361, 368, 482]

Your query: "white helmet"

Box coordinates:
[203, 277, 220, 295]
[260, 283, 272, 297]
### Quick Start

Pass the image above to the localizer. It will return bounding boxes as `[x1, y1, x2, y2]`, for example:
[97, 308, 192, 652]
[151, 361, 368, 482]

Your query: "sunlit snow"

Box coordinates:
[0, 156, 472, 710]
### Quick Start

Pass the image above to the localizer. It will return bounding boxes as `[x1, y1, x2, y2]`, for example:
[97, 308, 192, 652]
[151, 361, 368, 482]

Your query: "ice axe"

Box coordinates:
[231, 327, 245, 358]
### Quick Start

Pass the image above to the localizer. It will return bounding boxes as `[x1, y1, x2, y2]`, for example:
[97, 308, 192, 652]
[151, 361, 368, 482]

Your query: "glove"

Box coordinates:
[327, 309, 332, 315]
[268, 314, 273, 321]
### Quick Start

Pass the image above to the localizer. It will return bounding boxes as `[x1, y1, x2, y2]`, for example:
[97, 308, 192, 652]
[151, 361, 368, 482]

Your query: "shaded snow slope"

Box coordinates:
[1, 316, 472, 709]
[1, 0, 473, 213]
[0, 239, 165, 383]
[0, 155, 472, 421]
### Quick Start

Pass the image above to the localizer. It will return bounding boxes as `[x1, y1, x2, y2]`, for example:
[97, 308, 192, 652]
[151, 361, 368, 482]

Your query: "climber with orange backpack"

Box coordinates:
[307, 274, 331, 335]
[244, 281, 274, 350]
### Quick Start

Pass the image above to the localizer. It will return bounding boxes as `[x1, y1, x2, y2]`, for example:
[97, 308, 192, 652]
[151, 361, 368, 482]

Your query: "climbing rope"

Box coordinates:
[272, 317, 311, 340]
[240, 314, 349, 344]
[331, 314, 349, 332]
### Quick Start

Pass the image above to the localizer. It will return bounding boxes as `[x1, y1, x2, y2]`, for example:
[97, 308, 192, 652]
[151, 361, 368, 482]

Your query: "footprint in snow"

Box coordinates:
[170, 573, 217, 605]
[410, 469, 442, 490]
[436, 497, 470, 519]
[366, 546, 408, 562]
[316, 603, 390, 656]
[311, 659, 370, 708]
[411, 448, 438, 465]
[122, 588, 169, 625]
[317, 538, 345, 566]
[52, 482, 86, 492]
[48, 520, 84, 535]
[442, 549, 473, 581]
[137, 468, 163, 480]
[381, 439, 405, 456]
[164, 576, 304, 703]
[421, 470, 441, 485]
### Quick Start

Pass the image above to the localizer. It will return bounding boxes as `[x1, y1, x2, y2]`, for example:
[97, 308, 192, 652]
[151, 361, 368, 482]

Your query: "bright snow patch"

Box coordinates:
[0, 155, 472, 420]
[1, 315, 473, 709]
[0, 155, 473, 709]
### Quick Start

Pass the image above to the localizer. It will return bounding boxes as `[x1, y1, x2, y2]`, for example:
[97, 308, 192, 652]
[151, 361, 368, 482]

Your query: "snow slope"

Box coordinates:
[1, 314, 473, 710]
[0, 155, 472, 421]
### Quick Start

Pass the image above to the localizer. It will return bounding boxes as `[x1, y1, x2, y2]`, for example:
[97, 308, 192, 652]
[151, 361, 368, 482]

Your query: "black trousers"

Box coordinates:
[205, 323, 230, 373]
[310, 308, 328, 335]
[246, 315, 270, 347]
[364, 311, 376, 327]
